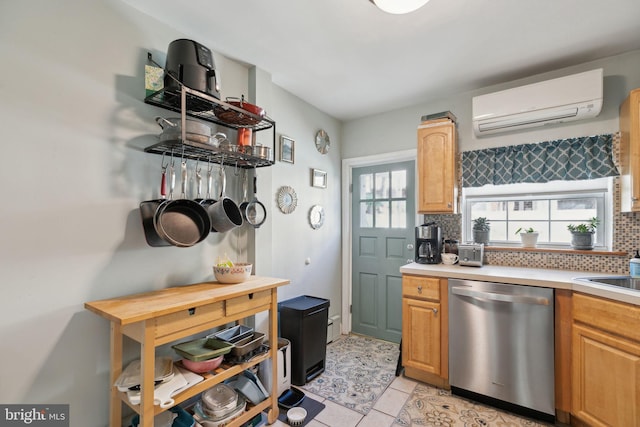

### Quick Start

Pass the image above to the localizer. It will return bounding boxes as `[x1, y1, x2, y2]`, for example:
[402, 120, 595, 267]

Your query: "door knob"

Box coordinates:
[407, 243, 414, 250]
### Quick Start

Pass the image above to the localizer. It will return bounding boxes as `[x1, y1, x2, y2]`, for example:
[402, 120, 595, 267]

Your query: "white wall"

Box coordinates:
[0, 0, 341, 425]
[268, 86, 342, 308]
[342, 49, 640, 159]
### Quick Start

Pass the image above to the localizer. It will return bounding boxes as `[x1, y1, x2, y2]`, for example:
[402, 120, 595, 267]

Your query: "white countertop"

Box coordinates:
[400, 263, 640, 306]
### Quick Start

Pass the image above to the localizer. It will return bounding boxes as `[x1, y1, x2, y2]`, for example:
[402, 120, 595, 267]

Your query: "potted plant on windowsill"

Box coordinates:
[515, 227, 539, 248]
[567, 217, 599, 250]
[472, 217, 490, 245]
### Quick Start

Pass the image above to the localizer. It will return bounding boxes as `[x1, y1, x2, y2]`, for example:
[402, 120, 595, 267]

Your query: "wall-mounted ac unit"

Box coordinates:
[472, 68, 603, 136]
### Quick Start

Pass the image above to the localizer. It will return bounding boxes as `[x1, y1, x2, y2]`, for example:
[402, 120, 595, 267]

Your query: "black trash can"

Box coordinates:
[278, 295, 330, 386]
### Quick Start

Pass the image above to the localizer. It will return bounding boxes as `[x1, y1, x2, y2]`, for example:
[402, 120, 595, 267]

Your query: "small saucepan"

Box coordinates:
[243, 169, 267, 228]
[207, 165, 243, 233]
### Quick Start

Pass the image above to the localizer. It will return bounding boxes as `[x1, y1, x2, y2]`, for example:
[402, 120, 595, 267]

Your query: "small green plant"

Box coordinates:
[567, 217, 600, 233]
[472, 217, 490, 231]
[515, 227, 536, 234]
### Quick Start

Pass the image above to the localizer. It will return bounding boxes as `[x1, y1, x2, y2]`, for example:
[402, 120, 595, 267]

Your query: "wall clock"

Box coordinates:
[277, 186, 298, 214]
[309, 205, 325, 229]
[315, 129, 330, 154]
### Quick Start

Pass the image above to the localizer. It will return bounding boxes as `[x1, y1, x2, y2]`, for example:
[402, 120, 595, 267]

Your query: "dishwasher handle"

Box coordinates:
[451, 286, 550, 306]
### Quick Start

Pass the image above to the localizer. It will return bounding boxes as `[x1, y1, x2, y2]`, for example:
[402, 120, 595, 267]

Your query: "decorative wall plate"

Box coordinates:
[309, 205, 325, 229]
[277, 186, 298, 214]
[315, 130, 330, 154]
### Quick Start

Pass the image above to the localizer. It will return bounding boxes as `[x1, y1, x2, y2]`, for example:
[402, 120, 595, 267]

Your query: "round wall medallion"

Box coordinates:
[315, 129, 330, 154]
[277, 186, 298, 214]
[309, 205, 325, 229]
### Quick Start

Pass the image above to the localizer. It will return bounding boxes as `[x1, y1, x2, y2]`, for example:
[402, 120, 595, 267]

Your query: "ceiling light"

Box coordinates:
[369, 0, 430, 14]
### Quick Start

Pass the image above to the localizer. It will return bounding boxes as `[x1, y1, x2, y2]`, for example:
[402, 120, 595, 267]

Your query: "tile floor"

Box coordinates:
[273, 374, 420, 427]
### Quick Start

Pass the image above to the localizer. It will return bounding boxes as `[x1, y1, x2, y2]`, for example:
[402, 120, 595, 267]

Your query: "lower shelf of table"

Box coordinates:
[120, 351, 272, 417]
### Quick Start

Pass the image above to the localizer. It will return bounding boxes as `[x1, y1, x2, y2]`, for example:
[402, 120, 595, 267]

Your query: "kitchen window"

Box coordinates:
[462, 177, 612, 249]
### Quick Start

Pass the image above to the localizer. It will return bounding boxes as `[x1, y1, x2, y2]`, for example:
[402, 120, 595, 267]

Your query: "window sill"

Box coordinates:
[484, 245, 627, 256]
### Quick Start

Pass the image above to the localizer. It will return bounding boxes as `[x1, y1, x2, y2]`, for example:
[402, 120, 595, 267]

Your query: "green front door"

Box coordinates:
[351, 160, 415, 343]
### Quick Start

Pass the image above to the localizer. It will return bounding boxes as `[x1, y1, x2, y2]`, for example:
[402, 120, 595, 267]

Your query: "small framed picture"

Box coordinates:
[312, 169, 327, 188]
[280, 135, 295, 163]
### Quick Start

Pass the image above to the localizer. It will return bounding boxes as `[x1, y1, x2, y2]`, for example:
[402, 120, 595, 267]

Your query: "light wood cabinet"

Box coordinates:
[417, 120, 457, 213]
[620, 88, 640, 212]
[85, 276, 288, 427]
[572, 292, 640, 426]
[401, 275, 448, 388]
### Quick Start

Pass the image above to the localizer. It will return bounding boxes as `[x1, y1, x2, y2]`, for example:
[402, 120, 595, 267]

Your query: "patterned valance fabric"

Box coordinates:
[461, 134, 618, 188]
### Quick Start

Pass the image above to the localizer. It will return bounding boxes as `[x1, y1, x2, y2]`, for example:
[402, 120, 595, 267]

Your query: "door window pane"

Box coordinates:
[360, 201, 373, 227]
[360, 174, 373, 200]
[391, 201, 406, 228]
[391, 170, 407, 198]
[375, 201, 389, 228]
[375, 172, 389, 199]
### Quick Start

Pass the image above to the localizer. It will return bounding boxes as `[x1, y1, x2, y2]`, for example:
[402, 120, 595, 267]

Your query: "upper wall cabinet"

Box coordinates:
[417, 120, 458, 213]
[620, 88, 640, 212]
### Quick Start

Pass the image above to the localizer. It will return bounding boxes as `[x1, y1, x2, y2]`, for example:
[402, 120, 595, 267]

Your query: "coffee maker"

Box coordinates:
[415, 222, 442, 264]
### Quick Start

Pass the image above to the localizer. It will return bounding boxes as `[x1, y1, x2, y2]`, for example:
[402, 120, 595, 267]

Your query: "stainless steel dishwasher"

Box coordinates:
[449, 279, 555, 422]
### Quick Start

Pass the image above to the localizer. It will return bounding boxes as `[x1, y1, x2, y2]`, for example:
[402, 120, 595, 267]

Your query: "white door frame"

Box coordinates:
[341, 149, 418, 335]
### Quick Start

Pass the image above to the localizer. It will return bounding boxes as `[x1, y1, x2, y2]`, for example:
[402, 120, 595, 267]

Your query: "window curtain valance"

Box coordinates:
[461, 134, 618, 188]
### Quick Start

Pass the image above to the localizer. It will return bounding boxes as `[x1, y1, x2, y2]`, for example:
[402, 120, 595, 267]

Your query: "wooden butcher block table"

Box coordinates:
[85, 276, 289, 427]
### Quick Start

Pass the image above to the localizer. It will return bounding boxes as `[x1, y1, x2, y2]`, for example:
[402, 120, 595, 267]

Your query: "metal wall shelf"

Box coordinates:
[144, 139, 274, 168]
[143, 64, 276, 169]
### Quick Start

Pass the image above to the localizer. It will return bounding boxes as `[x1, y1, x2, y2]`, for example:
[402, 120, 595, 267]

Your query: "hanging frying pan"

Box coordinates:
[244, 168, 267, 228]
[154, 159, 211, 247]
[140, 156, 172, 247]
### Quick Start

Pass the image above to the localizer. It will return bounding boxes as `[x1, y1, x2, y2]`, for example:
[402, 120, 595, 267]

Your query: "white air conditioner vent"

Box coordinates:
[472, 69, 603, 136]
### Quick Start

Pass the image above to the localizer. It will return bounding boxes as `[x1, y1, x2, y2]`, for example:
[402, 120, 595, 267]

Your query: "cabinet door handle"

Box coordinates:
[432, 308, 438, 314]
[417, 285, 422, 294]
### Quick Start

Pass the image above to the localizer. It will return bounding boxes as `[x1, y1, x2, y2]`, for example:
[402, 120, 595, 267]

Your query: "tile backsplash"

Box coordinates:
[423, 133, 638, 274]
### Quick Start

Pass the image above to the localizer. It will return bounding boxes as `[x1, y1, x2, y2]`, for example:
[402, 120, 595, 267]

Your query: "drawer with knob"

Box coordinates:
[402, 275, 440, 300]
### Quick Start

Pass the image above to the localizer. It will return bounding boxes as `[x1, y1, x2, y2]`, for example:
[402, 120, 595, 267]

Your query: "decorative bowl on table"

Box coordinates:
[213, 263, 252, 284]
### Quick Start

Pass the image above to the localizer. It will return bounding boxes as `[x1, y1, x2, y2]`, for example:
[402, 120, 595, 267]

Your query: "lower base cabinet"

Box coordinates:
[401, 275, 448, 388]
[572, 292, 640, 426]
